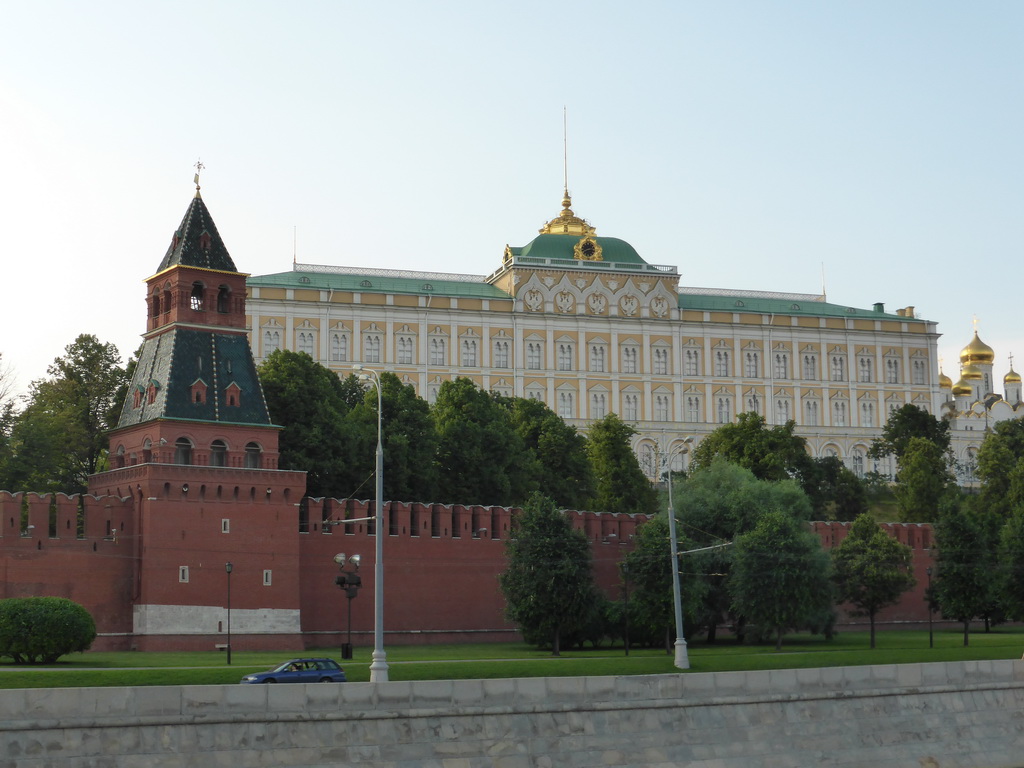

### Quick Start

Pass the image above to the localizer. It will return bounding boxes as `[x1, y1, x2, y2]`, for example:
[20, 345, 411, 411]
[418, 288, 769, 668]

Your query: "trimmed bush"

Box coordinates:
[0, 597, 97, 664]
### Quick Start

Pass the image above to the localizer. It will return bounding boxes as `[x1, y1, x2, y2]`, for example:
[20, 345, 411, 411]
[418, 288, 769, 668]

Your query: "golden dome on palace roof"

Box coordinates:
[1006, 368, 1022, 384]
[938, 371, 953, 389]
[960, 331, 996, 365]
[539, 190, 595, 237]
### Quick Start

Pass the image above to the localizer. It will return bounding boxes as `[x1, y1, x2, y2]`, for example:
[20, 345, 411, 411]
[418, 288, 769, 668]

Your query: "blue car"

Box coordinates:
[240, 658, 347, 684]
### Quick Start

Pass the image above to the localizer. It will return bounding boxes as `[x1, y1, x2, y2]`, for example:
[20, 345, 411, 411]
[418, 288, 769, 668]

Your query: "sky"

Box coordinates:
[1, 1, 1022, 398]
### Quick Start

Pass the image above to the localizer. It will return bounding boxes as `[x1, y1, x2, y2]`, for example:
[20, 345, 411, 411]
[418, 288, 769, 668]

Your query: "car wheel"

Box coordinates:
[319, 677, 333, 683]
[264, 678, 276, 684]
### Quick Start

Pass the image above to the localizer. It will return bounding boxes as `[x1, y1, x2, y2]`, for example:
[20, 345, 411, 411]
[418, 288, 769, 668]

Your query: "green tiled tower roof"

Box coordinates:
[155, 192, 237, 273]
[117, 329, 272, 428]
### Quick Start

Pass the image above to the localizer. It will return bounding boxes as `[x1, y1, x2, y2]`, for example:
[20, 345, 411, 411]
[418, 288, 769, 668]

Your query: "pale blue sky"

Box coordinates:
[1, 1, 1021, 396]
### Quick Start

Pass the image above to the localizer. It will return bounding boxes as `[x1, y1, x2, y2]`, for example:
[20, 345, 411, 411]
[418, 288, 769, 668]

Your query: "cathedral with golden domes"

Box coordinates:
[940, 331, 1023, 482]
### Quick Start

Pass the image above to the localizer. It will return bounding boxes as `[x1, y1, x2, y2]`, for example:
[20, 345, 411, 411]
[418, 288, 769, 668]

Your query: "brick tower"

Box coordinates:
[89, 177, 307, 651]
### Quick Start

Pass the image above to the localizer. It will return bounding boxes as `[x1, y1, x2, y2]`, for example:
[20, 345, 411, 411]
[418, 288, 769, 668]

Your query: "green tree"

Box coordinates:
[432, 378, 538, 506]
[0, 597, 97, 664]
[799, 455, 868, 521]
[688, 413, 811, 483]
[623, 513, 708, 651]
[501, 396, 594, 509]
[998, 504, 1024, 622]
[976, 419, 1024, 518]
[499, 493, 598, 655]
[679, 458, 815, 641]
[831, 514, 916, 648]
[5, 335, 127, 494]
[868, 403, 950, 463]
[934, 499, 991, 646]
[894, 437, 956, 522]
[258, 350, 355, 498]
[729, 509, 834, 650]
[348, 372, 438, 502]
[586, 413, 657, 515]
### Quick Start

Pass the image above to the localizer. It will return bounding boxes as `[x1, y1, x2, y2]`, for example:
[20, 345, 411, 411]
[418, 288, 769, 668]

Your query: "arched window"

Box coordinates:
[244, 442, 262, 469]
[217, 285, 231, 313]
[190, 282, 205, 311]
[151, 291, 161, 317]
[174, 438, 193, 465]
[210, 440, 227, 467]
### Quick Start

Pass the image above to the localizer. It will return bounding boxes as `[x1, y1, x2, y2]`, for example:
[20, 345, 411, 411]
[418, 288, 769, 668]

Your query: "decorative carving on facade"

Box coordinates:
[588, 293, 608, 314]
[620, 295, 639, 317]
[543, 277, 555, 287]
[608, 281, 619, 290]
[651, 296, 670, 318]
[575, 279, 587, 289]
[555, 291, 575, 314]
[524, 289, 543, 312]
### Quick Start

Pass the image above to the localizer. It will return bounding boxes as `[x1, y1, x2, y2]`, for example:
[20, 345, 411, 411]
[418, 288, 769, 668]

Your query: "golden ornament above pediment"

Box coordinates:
[574, 236, 603, 261]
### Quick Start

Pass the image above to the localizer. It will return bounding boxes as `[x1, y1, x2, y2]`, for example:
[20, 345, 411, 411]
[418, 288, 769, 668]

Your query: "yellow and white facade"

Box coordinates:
[247, 192, 948, 479]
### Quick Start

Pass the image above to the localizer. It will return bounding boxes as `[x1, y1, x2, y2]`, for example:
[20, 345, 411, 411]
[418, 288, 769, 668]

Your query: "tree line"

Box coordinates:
[501, 405, 1024, 653]
[257, 349, 657, 512]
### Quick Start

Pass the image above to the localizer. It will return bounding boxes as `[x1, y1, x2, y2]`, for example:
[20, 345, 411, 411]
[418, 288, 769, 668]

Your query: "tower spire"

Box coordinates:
[563, 106, 568, 197]
[193, 158, 205, 198]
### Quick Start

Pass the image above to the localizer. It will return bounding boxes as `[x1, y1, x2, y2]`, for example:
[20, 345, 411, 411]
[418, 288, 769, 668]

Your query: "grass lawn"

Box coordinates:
[1, 626, 1021, 689]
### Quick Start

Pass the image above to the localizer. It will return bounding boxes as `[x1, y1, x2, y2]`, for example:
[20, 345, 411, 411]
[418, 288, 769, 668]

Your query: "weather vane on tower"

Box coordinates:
[194, 159, 205, 193]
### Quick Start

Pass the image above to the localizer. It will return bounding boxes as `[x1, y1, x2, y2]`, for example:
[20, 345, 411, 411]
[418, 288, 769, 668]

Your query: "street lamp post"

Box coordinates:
[334, 553, 362, 659]
[225, 562, 233, 665]
[621, 562, 630, 657]
[352, 364, 389, 682]
[926, 566, 933, 649]
[663, 436, 694, 670]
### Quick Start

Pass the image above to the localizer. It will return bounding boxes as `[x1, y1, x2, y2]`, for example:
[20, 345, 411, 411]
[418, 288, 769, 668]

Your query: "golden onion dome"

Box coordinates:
[938, 371, 953, 389]
[951, 378, 973, 397]
[961, 363, 983, 380]
[960, 331, 996, 365]
[1006, 368, 1022, 384]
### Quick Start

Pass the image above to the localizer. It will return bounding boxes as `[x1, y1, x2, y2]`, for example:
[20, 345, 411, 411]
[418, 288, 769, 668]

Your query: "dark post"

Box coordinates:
[334, 553, 361, 660]
[926, 566, 933, 649]
[225, 562, 233, 665]
[622, 562, 630, 656]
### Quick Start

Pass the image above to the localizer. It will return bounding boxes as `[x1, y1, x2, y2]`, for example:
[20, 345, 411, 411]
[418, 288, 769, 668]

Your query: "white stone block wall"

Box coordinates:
[1, 661, 1023, 767]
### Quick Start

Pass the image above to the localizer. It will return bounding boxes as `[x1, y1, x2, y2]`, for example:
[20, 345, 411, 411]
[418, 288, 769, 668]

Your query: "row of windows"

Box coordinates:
[507, 391, 904, 425]
[170, 438, 264, 468]
[264, 331, 929, 385]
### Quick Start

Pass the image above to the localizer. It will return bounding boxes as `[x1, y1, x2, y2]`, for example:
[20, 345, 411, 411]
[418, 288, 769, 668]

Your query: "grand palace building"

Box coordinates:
[245, 190, 1021, 484]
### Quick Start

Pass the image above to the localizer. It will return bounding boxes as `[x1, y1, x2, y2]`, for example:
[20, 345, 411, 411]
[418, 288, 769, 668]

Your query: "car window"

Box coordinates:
[316, 660, 339, 670]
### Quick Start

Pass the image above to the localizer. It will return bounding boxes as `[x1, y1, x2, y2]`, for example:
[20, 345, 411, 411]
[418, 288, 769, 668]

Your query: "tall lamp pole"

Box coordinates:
[225, 562, 233, 665]
[926, 566, 933, 649]
[353, 364, 389, 682]
[664, 437, 694, 670]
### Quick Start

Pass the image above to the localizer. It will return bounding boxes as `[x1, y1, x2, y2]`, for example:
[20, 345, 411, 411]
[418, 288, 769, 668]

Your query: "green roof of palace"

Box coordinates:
[249, 268, 923, 321]
[514, 234, 647, 265]
[679, 291, 925, 321]
[249, 270, 513, 299]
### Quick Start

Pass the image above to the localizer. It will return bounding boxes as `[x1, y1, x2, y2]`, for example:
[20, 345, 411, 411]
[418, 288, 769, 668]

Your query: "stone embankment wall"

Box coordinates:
[2, 660, 1023, 767]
